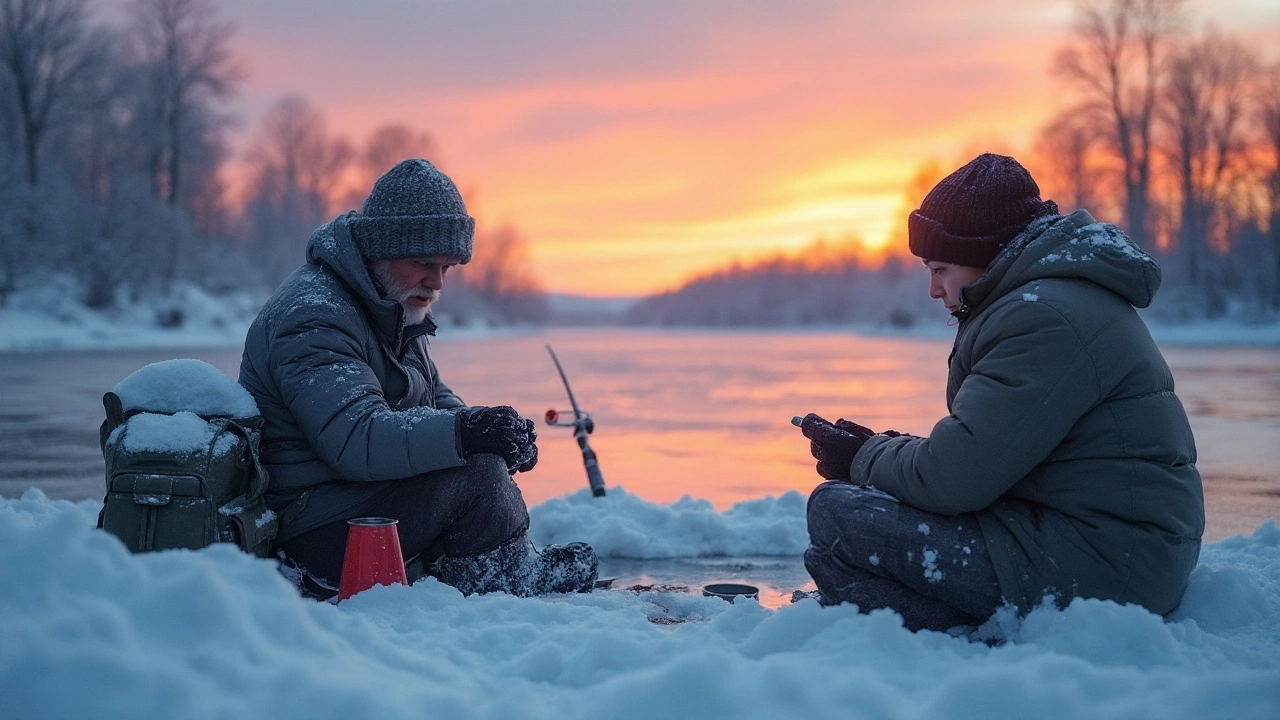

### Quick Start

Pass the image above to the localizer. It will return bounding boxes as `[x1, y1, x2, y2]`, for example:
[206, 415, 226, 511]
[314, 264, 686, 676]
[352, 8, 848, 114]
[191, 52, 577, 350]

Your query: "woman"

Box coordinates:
[800, 154, 1204, 632]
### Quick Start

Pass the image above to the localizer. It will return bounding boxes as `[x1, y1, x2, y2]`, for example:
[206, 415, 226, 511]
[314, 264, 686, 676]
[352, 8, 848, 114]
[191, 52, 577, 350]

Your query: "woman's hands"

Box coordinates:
[799, 413, 876, 481]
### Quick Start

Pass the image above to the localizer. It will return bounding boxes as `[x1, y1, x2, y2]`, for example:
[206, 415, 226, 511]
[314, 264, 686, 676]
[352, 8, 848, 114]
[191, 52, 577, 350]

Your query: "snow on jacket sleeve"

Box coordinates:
[855, 299, 1102, 514]
[269, 309, 465, 482]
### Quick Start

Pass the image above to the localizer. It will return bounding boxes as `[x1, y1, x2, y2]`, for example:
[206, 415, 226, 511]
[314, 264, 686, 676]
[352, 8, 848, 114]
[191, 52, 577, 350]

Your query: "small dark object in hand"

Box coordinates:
[800, 413, 875, 480]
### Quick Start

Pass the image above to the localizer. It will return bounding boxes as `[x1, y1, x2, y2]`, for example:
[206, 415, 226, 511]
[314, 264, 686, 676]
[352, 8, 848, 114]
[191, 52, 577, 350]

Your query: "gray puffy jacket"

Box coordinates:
[239, 213, 466, 539]
[855, 210, 1204, 614]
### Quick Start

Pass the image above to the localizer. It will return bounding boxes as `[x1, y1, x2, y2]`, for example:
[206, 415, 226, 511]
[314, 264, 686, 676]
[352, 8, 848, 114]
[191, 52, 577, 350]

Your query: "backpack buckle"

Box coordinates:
[124, 474, 176, 506]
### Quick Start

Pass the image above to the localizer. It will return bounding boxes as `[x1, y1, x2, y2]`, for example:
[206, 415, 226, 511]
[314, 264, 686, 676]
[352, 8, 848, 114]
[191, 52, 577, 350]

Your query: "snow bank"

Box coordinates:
[530, 487, 809, 558]
[0, 274, 523, 352]
[0, 275, 263, 352]
[3, 489, 1278, 720]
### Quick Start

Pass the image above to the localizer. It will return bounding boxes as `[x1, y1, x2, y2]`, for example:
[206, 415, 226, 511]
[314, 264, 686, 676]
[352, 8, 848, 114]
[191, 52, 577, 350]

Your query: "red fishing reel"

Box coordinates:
[545, 409, 594, 434]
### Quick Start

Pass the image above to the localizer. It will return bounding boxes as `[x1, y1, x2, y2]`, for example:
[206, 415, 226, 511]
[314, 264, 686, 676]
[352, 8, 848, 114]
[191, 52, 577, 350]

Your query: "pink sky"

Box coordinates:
[143, 0, 1280, 296]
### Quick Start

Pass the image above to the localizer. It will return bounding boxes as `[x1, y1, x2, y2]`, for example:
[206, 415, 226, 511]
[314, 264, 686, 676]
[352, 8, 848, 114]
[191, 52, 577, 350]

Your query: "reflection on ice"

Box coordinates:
[1, 329, 1277, 541]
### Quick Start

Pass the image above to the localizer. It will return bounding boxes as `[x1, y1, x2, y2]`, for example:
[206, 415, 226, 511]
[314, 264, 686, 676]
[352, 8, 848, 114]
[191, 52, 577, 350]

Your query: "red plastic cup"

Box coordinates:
[337, 517, 408, 601]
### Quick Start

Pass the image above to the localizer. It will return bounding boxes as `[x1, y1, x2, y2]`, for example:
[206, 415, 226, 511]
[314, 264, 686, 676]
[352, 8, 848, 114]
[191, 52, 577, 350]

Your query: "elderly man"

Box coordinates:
[239, 159, 597, 598]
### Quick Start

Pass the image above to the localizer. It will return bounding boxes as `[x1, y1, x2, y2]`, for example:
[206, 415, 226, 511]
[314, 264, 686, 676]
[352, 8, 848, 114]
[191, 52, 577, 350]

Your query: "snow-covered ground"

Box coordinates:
[0, 276, 513, 352]
[0, 276, 263, 352]
[3, 487, 1278, 720]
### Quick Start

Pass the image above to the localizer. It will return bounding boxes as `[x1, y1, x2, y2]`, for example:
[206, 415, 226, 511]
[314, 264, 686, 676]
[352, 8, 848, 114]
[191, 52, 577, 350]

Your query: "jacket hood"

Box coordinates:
[305, 213, 436, 348]
[959, 209, 1162, 319]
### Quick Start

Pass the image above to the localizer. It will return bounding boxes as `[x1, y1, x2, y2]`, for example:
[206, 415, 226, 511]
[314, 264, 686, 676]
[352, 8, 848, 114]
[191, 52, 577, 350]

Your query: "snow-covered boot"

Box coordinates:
[436, 534, 598, 597]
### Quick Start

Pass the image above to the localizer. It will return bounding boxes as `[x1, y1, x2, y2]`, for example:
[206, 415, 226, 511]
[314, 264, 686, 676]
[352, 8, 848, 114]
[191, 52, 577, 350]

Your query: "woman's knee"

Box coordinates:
[807, 482, 894, 546]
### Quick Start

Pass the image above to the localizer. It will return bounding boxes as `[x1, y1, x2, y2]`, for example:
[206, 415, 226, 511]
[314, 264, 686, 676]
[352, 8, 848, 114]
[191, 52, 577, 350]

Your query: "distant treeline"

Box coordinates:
[633, 0, 1280, 327]
[627, 240, 934, 328]
[0, 0, 546, 326]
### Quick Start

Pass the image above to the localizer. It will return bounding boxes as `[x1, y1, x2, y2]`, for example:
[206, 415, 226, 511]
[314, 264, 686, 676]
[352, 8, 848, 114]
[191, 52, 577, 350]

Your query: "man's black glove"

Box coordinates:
[800, 413, 875, 481]
[457, 405, 538, 473]
[514, 440, 538, 474]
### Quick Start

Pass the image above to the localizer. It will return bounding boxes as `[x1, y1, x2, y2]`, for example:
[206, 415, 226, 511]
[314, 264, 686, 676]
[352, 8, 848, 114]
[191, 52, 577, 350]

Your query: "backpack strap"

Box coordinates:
[100, 392, 126, 452]
[224, 418, 269, 500]
[217, 418, 279, 556]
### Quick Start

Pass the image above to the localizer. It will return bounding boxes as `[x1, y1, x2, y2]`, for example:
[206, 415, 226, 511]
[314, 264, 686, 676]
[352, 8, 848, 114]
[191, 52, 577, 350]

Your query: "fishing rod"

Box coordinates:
[544, 344, 606, 497]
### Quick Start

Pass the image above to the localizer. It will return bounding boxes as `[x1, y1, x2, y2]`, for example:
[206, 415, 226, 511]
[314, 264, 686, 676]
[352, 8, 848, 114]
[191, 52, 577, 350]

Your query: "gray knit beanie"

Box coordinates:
[348, 159, 475, 263]
[908, 153, 1058, 268]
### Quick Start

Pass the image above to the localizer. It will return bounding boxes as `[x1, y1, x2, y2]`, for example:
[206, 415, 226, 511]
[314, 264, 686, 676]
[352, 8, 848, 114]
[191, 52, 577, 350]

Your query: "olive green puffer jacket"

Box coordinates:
[855, 210, 1204, 614]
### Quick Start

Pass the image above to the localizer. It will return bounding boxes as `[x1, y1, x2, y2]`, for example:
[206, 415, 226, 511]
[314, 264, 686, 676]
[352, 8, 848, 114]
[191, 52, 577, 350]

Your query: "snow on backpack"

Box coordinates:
[97, 359, 278, 557]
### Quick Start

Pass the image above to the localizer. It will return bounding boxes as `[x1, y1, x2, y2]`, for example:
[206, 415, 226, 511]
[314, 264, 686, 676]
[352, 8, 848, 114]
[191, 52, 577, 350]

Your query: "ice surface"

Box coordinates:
[114, 359, 259, 418]
[3, 489, 1278, 720]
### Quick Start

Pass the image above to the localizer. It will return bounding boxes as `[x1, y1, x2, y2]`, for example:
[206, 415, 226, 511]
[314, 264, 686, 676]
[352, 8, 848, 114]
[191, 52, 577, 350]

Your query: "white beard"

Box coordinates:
[370, 260, 440, 326]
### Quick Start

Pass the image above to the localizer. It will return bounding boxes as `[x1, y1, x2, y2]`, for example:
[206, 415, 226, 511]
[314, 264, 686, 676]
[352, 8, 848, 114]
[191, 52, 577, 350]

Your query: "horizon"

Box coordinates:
[101, 0, 1280, 297]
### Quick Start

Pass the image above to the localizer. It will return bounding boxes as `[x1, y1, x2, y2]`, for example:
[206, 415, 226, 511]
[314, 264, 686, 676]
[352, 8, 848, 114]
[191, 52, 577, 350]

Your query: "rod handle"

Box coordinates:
[583, 453, 606, 497]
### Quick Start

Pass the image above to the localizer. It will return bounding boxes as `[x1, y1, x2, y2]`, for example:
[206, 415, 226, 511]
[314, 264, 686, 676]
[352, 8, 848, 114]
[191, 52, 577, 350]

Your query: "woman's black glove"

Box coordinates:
[800, 413, 875, 480]
[457, 405, 538, 473]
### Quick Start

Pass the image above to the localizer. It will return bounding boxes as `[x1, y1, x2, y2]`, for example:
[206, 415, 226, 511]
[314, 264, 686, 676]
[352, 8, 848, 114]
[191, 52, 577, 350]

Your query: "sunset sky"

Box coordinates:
[139, 0, 1280, 296]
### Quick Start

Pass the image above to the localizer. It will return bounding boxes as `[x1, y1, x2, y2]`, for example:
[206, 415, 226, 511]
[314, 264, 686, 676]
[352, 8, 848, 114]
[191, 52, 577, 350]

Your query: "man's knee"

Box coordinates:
[404, 453, 528, 530]
[458, 453, 530, 529]
[430, 453, 511, 498]
[463, 452, 510, 483]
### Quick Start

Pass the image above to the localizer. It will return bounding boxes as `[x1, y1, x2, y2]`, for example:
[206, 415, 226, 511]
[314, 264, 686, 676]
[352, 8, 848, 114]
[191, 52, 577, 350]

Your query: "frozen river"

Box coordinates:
[2, 328, 1278, 542]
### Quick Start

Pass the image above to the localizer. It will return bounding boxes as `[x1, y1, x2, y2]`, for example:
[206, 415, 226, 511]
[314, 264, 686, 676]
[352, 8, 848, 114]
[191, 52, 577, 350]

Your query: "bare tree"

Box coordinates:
[0, 0, 101, 185]
[450, 223, 548, 324]
[885, 159, 944, 254]
[1161, 29, 1258, 285]
[326, 123, 440, 209]
[243, 95, 353, 283]
[1257, 61, 1280, 310]
[1035, 107, 1108, 214]
[126, 0, 240, 207]
[0, 167, 39, 303]
[122, 0, 240, 286]
[362, 124, 437, 180]
[1054, 0, 1186, 246]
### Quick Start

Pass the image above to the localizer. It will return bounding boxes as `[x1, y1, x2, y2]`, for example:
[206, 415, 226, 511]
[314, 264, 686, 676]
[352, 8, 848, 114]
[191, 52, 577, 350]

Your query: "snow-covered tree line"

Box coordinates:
[0, 0, 546, 326]
[626, 238, 935, 329]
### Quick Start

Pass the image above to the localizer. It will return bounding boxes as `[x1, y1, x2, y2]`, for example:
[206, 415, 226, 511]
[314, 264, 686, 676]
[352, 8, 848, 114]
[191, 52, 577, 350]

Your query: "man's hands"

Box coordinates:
[458, 405, 538, 474]
[799, 413, 875, 481]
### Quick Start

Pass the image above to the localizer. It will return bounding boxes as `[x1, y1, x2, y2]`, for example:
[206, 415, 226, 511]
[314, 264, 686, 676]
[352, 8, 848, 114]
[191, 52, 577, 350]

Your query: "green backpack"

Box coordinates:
[97, 359, 278, 557]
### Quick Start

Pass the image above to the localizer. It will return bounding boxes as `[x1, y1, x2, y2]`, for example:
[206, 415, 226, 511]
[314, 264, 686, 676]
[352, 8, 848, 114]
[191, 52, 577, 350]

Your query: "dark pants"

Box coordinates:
[280, 454, 529, 587]
[804, 481, 1004, 632]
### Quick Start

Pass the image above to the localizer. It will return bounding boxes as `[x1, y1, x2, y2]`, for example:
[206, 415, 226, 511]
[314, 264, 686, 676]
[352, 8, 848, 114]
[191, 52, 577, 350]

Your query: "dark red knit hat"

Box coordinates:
[908, 153, 1059, 268]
